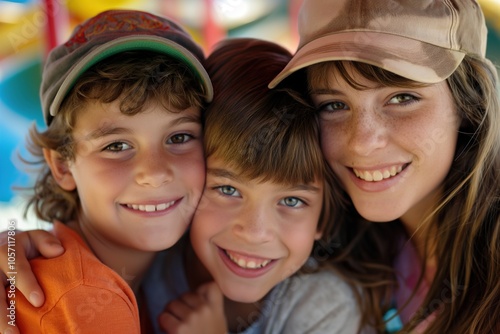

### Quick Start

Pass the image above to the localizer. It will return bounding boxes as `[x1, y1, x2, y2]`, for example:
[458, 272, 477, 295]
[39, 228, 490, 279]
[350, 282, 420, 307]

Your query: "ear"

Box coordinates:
[43, 148, 76, 191]
[314, 230, 323, 241]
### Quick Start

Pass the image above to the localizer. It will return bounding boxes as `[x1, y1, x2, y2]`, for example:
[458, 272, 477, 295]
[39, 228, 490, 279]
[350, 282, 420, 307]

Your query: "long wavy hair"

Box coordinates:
[307, 56, 500, 333]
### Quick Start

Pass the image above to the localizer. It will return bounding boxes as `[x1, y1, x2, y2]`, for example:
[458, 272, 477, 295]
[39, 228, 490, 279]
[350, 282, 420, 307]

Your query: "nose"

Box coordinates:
[346, 106, 388, 156]
[135, 149, 174, 187]
[232, 203, 274, 244]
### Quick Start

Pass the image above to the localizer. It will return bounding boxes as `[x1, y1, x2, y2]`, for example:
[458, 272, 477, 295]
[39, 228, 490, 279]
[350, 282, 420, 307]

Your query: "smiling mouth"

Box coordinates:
[125, 200, 176, 212]
[225, 250, 273, 269]
[353, 164, 408, 182]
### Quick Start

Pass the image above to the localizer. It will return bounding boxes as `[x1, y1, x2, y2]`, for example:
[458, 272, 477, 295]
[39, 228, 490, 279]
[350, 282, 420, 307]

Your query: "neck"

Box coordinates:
[400, 205, 438, 283]
[224, 298, 263, 332]
[184, 240, 213, 289]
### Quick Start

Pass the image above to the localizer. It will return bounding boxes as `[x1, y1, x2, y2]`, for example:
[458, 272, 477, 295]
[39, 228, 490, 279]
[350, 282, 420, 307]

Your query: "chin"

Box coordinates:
[350, 198, 403, 221]
[356, 208, 401, 223]
[222, 287, 266, 304]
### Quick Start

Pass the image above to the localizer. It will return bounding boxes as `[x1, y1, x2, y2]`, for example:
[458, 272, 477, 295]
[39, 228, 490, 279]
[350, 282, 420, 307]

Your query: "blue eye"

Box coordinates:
[167, 133, 193, 144]
[280, 197, 304, 208]
[216, 185, 240, 197]
[103, 142, 131, 152]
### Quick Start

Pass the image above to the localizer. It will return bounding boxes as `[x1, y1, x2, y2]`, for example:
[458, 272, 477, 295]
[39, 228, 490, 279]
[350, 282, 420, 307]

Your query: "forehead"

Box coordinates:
[69, 101, 201, 141]
[73, 98, 201, 124]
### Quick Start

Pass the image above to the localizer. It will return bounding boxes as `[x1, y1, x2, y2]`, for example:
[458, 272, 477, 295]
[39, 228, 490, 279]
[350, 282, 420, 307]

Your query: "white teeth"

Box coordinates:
[226, 251, 271, 269]
[126, 201, 175, 212]
[372, 171, 383, 181]
[247, 261, 257, 269]
[157, 203, 167, 211]
[354, 165, 404, 182]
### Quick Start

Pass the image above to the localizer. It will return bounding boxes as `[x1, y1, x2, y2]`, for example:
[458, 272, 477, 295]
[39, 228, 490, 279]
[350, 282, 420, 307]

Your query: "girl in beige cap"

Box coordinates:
[269, 0, 499, 333]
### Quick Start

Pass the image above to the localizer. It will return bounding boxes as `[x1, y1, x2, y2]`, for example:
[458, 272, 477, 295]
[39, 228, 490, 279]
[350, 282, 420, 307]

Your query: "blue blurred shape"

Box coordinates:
[384, 308, 403, 333]
[0, 56, 44, 202]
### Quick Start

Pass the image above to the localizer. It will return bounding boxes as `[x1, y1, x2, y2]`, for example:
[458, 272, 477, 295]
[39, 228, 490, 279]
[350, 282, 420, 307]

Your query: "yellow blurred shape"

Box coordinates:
[0, 6, 43, 59]
[480, 0, 500, 31]
[67, 0, 147, 19]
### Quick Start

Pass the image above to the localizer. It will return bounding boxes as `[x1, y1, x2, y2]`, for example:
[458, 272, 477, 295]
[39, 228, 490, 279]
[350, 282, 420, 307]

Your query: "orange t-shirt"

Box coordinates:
[10, 222, 140, 333]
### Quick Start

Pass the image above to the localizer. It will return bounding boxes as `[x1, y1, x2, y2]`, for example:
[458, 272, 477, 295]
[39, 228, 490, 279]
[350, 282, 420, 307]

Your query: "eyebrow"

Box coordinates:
[84, 114, 201, 141]
[85, 126, 131, 141]
[171, 114, 201, 126]
[207, 168, 243, 182]
[207, 168, 321, 193]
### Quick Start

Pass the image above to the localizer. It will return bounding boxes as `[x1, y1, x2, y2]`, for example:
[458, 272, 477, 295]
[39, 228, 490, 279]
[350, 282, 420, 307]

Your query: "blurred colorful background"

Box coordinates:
[1, 0, 499, 230]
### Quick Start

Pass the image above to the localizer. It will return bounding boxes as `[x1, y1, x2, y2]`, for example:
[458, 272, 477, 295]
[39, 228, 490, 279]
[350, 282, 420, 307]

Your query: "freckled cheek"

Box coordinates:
[282, 212, 321, 241]
[404, 116, 459, 160]
[176, 151, 206, 183]
[281, 227, 317, 266]
[193, 197, 231, 231]
[72, 160, 130, 186]
[319, 123, 344, 164]
[190, 214, 213, 243]
[191, 205, 229, 254]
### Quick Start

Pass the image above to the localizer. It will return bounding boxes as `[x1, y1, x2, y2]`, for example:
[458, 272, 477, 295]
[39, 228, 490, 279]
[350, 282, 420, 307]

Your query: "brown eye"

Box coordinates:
[104, 142, 131, 152]
[168, 134, 192, 144]
[388, 94, 418, 105]
[319, 101, 348, 112]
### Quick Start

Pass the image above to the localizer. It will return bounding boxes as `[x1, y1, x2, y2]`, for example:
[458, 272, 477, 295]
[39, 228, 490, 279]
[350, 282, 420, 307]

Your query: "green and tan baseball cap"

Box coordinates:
[41, 9, 213, 125]
[269, 0, 488, 88]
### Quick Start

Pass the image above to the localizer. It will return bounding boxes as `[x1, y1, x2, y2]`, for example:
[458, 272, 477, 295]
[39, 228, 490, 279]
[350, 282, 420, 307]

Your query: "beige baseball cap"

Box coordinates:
[269, 0, 488, 88]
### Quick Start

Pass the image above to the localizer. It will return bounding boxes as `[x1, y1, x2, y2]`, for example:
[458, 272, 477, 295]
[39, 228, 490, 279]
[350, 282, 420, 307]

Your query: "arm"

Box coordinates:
[0, 229, 64, 334]
[159, 281, 227, 334]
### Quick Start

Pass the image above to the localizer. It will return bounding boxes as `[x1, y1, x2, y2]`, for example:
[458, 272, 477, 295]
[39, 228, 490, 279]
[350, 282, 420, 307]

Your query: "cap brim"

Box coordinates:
[269, 31, 465, 88]
[50, 35, 213, 117]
